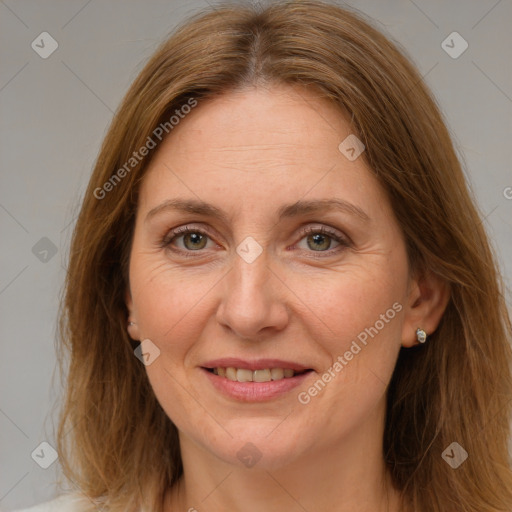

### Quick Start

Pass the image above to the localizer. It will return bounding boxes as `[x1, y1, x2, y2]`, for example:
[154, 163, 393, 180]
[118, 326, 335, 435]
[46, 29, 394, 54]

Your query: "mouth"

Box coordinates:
[203, 366, 313, 382]
[199, 359, 315, 402]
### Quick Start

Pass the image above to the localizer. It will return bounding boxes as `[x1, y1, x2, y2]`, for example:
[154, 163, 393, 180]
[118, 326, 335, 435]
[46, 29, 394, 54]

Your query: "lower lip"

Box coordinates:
[201, 368, 313, 402]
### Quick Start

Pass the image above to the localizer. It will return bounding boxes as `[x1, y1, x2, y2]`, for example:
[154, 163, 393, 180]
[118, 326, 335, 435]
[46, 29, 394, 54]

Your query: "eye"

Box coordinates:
[162, 226, 216, 252]
[295, 225, 350, 254]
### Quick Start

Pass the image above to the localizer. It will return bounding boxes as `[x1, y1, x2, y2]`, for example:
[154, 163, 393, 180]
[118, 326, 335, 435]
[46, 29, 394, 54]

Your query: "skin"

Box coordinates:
[126, 83, 449, 512]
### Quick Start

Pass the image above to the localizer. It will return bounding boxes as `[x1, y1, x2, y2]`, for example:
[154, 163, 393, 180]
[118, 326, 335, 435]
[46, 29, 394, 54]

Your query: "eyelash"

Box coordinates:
[161, 225, 351, 258]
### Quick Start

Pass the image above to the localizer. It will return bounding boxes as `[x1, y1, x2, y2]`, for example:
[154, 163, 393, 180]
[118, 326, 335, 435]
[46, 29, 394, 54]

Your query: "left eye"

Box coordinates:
[296, 229, 342, 252]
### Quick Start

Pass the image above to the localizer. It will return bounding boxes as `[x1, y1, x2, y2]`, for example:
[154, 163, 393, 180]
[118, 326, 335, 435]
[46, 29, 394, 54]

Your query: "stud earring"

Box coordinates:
[128, 321, 135, 327]
[416, 328, 427, 343]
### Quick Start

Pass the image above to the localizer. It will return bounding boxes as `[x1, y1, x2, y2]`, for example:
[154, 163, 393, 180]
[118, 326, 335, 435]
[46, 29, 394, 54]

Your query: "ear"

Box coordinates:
[125, 288, 141, 341]
[401, 269, 450, 347]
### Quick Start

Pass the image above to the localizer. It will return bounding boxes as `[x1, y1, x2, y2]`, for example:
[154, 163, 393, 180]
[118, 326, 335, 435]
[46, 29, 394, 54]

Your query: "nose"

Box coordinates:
[215, 251, 290, 340]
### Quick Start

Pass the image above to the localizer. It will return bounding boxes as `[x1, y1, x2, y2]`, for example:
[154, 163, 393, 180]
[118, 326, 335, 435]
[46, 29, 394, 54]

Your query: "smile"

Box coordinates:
[206, 367, 309, 382]
[201, 366, 314, 402]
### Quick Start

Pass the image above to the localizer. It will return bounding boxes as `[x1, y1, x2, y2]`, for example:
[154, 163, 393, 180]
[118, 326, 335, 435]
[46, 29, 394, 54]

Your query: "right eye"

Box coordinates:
[161, 225, 218, 254]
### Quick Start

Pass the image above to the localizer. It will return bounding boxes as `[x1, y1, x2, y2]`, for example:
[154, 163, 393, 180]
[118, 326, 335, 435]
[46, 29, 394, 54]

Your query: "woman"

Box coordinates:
[16, 1, 512, 511]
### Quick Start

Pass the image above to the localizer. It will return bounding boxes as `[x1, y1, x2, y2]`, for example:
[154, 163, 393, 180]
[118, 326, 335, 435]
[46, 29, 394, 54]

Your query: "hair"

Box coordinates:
[55, 1, 512, 511]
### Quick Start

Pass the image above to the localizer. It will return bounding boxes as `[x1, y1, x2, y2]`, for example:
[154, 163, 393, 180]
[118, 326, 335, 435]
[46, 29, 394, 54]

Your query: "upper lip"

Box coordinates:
[201, 358, 312, 372]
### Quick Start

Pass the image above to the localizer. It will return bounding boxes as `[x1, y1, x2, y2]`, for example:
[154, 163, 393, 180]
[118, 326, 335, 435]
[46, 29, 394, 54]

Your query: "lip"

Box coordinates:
[201, 357, 312, 372]
[201, 367, 314, 402]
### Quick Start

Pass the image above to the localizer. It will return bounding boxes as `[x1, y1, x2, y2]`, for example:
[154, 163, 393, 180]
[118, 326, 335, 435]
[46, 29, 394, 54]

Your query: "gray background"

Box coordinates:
[1, 0, 511, 509]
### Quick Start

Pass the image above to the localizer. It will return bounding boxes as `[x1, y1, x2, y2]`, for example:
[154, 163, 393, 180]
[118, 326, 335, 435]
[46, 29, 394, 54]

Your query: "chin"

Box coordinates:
[204, 422, 313, 471]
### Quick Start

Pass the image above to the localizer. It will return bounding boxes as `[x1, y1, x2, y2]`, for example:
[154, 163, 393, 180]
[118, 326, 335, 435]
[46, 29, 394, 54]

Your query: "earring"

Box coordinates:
[128, 321, 135, 327]
[416, 328, 427, 343]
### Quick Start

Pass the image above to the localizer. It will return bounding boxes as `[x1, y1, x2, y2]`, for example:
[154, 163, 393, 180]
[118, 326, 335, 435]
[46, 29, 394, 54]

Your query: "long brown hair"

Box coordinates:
[56, 1, 512, 511]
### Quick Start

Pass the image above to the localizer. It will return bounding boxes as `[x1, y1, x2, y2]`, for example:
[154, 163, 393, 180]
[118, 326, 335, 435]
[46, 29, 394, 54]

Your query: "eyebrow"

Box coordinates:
[145, 198, 370, 224]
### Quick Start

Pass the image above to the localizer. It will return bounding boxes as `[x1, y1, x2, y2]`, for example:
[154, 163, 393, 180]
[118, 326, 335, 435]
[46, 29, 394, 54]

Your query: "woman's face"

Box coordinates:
[126, 84, 415, 469]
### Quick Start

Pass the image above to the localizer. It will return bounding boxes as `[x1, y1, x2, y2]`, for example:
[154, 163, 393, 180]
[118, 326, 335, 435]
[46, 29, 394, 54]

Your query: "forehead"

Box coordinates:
[159, 84, 350, 163]
[138, 84, 388, 221]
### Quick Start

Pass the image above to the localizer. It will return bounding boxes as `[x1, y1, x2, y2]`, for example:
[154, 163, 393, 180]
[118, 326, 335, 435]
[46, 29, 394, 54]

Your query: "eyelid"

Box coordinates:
[295, 223, 350, 243]
[160, 224, 219, 250]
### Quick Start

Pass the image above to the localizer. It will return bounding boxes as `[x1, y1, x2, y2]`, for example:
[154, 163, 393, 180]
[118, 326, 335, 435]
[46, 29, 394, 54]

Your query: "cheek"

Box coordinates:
[288, 258, 407, 430]
[129, 253, 217, 431]
[129, 252, 218, 343]
[292, 261, 406, 355]
[291, 268, 404, 446]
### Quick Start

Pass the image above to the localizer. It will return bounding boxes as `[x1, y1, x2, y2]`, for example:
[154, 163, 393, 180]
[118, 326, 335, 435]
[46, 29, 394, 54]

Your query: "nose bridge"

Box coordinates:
[243, 245, 271, 280]
[216, 245, 288, 337]
[227, 248, 272, 312]
[230, 232, 272, 297]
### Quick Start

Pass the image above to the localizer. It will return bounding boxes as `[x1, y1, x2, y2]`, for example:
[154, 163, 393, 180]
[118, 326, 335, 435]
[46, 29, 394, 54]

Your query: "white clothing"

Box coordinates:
[11, 494, 100, 512]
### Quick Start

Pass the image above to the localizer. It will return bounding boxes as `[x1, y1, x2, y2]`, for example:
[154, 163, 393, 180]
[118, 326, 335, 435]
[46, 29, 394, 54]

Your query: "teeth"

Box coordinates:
[253, 369, 271, 382]
[214, 367, 303, 382]
[226, 367, 237, 380]
[237, 368, 253, 382]
[270, 368, 284, 380]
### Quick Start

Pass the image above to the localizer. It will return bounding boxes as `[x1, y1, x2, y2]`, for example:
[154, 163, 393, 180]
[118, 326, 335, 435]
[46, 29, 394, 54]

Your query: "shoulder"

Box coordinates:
[11, 493, 93, 512]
